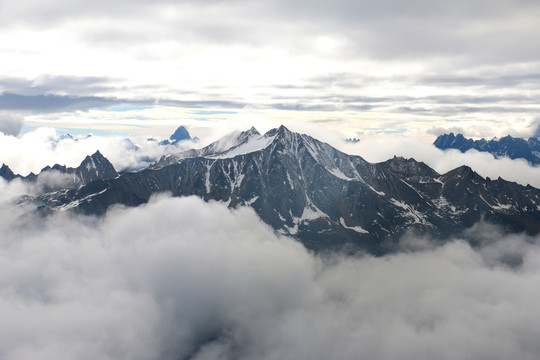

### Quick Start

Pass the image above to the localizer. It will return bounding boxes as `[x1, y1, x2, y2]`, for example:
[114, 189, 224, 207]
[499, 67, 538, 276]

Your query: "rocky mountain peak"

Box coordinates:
[276, 124, 294, 138]
[170, 126, 191, 142]
[0, 163, 17, 181]
[78, 151, 118, 183]
[385, 156, 436, 178]
[245, 126, 260, 136]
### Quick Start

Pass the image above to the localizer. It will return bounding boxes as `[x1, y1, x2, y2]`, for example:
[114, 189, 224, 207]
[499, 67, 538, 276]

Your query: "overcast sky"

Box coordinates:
[1, 0, 540, 139]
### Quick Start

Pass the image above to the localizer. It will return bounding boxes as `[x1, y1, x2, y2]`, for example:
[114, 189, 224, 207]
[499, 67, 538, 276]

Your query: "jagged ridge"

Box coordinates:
[434, 133, 540, 165]
[11, 126, 540, 254]
[1, 151, 118, 190]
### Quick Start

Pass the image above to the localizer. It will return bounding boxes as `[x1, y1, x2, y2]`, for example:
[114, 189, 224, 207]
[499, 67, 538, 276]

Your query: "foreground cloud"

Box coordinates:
[1, 195, 540, 359]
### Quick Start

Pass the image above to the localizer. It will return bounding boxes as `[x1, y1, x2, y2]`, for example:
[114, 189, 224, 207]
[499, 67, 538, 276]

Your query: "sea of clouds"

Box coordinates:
[1, 195, 540, 359]
[3, 123, 540, 359]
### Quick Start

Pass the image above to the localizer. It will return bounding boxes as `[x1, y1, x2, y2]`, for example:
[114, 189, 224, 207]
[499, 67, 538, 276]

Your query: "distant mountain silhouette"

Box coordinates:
[434, 133, 540, 165]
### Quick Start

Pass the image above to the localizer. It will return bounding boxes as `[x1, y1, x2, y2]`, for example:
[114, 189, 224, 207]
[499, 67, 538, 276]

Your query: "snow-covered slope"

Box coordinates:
[151, 127, 264, 168]
[209, 132, 276, 159]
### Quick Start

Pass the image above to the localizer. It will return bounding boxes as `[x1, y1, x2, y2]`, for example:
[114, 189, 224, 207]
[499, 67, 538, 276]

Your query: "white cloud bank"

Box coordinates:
[0, 127, 199, 175]
[1, 195, 540, 359]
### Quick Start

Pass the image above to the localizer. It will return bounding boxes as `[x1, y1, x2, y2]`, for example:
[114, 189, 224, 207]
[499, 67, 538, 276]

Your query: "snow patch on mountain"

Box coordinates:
[205, 163, 212, 193]
[339, 217, 369, 234]
[59, 188, 108, 211]
[296, 205, 328, 224]
[328, 167, 356, 181]
[491, 200, 513, 211]
[211, 133, 276, 159]
[245, 196, 259, 205]
[368, 185, 385, 196]
[390, 198, 430, 226]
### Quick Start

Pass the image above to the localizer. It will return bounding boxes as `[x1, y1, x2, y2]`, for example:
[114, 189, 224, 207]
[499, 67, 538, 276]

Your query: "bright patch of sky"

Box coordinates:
[193, 110, 238, 116]
[109, 105, 156, 112]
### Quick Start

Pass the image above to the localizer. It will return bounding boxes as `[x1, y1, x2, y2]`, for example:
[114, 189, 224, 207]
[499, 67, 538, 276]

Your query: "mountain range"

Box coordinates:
[434, 133, 540, 165]
[3, 126, 540, 254]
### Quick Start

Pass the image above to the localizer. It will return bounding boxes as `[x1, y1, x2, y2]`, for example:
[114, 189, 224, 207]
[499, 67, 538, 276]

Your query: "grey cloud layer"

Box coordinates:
[0, 93, 122, 113]
[4, 0, 540, 62]
[2, 195, 540, 359]
[0, 76, 118, 96]
[0, 92, 246, 114]
[4, 83, 538, 121]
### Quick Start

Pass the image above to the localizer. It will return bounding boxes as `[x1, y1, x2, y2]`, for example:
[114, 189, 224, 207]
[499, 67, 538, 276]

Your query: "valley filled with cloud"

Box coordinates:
[1, 195, 540, 359]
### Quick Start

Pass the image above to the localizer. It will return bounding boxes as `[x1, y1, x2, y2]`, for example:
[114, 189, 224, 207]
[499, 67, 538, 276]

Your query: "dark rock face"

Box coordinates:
[434, 133, 540, 165]
[23, 126, 540, 254]
[76, 151, 118, 184]
[0, 164, 19, 181]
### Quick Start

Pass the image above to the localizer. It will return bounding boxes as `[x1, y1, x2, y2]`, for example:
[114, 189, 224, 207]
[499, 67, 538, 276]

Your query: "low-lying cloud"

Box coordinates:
[341, 136, 540, 188]
[2, 195, 540, 359]
[0, 127, 198, 175]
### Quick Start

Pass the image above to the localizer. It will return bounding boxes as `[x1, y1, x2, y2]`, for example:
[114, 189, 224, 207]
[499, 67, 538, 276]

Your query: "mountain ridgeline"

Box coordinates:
[434, 133, 540, 165]
[5, 126, 540, 254]
[1, 151, 118, 191]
